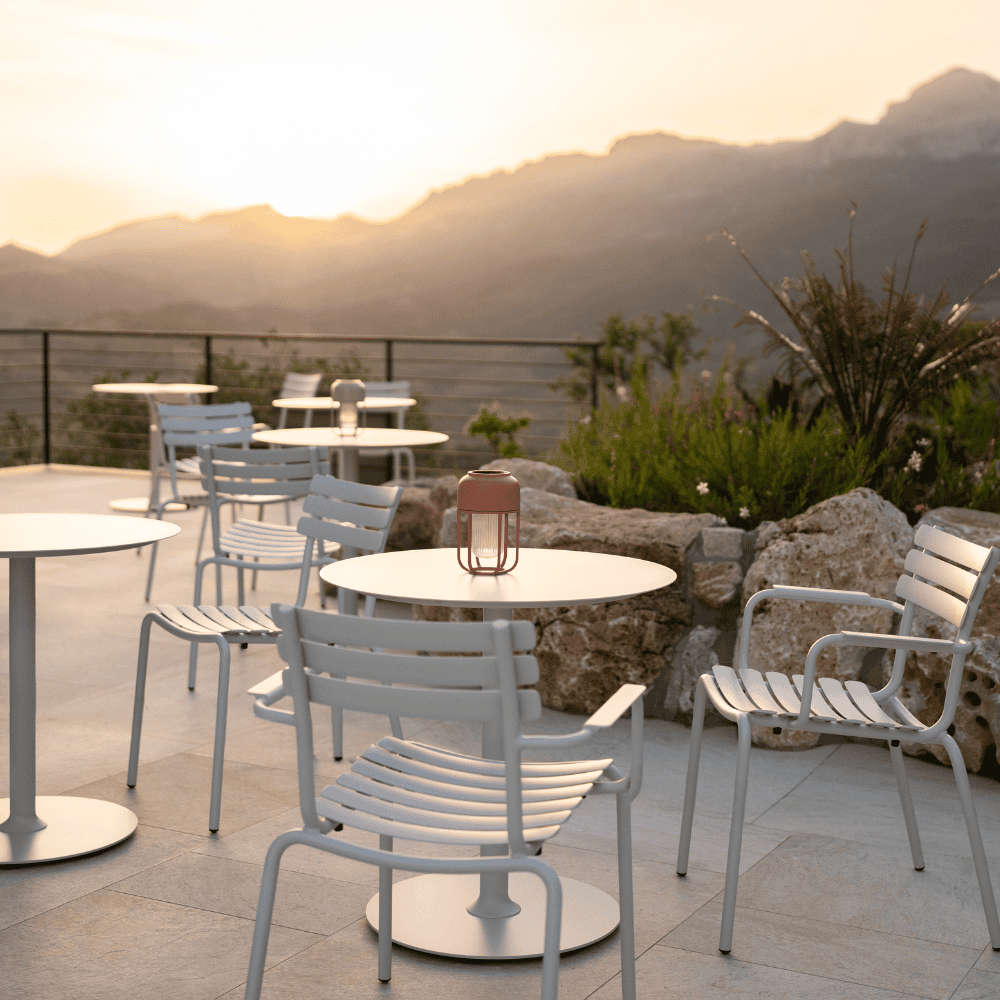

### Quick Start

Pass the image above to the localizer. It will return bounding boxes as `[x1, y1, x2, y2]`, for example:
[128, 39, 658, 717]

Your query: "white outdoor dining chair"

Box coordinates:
[254, 370, 324, 431]
[244, 611, 646, 1000]
[364, 379, 416, 483]
[127, 473, 404, 832]
[676, 524, 1000, 955]
[145, 401, 284, 601]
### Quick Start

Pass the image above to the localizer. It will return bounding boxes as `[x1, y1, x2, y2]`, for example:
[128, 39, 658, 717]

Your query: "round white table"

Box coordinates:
[252, 426, 448, 481]
[92, 383, 218, 513]
[320, 547, 674, 960]
[0, 513, 180, 864]
[271, 395, 416, 420]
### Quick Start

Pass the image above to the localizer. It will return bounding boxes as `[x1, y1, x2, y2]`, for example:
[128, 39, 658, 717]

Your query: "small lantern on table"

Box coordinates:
[456, 469, 520, 575]
[332, 379, 366, 435]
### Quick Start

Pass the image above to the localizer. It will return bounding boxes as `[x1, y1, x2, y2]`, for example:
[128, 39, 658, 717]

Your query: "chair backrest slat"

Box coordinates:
[364, 380, 412, 397]
[914, 524, 992, 572]
[158, 401, 252, 420]
[162, 416, 255, 435]
[307, 474, 401, 507]
[303, 672, 541, 723]
[281, 372, 323, 397]
[904, 549, 979, 600]
[301, 494, 393, 530]
[286, 607, 536, 653]
[299, 640, 540, 687]
[896, 574, 968, 628]
[200, 444, 322, 501]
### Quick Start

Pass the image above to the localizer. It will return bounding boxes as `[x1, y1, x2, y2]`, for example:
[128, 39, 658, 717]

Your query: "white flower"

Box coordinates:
[696, 481, 710, 496]
[700, 370, 712, 383]
[739, 506, 750, 519]
[907, 451, 923, 473]
[917, 438, 932, 448]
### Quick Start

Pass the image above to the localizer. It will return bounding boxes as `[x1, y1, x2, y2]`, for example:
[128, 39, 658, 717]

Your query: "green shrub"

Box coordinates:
[0, 410, 40, 466]
[561, 368, 870, 525]
[468, 409, 531, 459]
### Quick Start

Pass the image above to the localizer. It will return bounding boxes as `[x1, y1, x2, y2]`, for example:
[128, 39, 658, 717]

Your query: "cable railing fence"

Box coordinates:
[0, 330, 601, 481]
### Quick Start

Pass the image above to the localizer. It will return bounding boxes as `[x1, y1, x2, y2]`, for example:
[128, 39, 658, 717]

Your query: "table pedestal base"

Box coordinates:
[0, 796, 138, 865]
[365, 872, 619, 959]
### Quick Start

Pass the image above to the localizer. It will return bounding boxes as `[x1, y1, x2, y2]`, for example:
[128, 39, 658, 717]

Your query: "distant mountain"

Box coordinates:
[4, 66, 1000, 378]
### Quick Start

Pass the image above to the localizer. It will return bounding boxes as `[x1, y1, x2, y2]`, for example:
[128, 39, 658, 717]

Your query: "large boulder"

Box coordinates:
[740, 488, 913, 749]
[428, 488, 725, 714]
[894, 507, 1000, 772]
[478, 458, 577, 498]
[384, 487, 438, 552]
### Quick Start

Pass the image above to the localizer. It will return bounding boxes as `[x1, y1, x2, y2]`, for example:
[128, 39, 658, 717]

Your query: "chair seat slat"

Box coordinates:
[739, 668, 789, 715]
[314, 797, 563, 847]
[154, 605, 224, 634]
[711, 665, 769, 715]
[764, 672, 802, 715]
[335, 772, 584, 817]
[816, 677, 869, 725]
[843, 681, 903, 728]
[792, 675, 841, 721]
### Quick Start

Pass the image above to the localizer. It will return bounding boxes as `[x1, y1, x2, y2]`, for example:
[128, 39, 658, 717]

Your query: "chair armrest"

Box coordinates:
[248, 669, 296, 725]
[585, 683, 646, 727]
[738, 587, 906, 671]
[795, 632, 971, 721]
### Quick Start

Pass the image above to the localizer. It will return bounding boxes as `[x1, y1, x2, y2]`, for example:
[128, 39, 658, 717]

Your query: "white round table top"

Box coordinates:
[0, 513, 180, 558]
[92, 383, 218, 395]
[319, 547, 675, 609]
[253, 427, 448, 449]
[272, 396, 416, 410]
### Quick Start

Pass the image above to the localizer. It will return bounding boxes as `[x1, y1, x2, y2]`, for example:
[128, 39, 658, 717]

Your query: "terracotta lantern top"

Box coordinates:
[457, 469, 520, 512]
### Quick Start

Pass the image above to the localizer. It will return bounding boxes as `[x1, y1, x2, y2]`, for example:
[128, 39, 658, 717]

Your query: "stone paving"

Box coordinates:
[3, 465, 1000, 999]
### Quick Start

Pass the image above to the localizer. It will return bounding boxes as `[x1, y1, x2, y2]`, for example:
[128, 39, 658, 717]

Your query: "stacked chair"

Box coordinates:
[677, 524, 1000, 955]
[244, 610, 646, 1000]
[127, 465, 404, 833]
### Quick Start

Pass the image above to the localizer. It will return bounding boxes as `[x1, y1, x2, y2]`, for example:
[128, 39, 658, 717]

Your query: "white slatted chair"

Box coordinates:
[676, 524, 1000, 955]
[127, 473, 404, 832]
[145, 401, 282, 602]
[254, 370, 324, 431]
[364, 379, 415, 483]
[244, 611, 646, 1000]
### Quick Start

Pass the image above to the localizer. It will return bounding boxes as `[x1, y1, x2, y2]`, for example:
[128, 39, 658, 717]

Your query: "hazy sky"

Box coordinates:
[4, 0, 1000, 254]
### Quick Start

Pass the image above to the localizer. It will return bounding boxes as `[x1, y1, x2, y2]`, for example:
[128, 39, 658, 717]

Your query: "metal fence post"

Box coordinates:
[385, 340, 393, 383]
[591, 343, 599, 411]
[205, 335, 212, 388]
[42, 331, 51, 465]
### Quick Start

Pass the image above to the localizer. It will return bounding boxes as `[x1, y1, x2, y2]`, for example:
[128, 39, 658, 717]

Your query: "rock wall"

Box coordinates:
[397, 462, 1000, 776]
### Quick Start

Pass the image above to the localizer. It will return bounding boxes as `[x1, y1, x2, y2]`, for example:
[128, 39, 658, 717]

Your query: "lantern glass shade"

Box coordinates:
[331, 379, 366, 436]
[456, 470, 520, 575]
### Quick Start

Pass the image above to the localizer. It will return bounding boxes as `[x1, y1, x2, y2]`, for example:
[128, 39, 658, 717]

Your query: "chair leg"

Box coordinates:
[187, 638, 199, 691]
[237, 567, 245, 607]
[677, 678, 708, 875]
[144, 540, 159, 602]
[195, 507, 209, 567]
[208, 635, 231, 833]
[378, 834, 393, 982]
[127, 614, 156, 788]
[615, 791, 637, 1000]
[889, 740, 925, 870]
[245, 830, 301, 1000]
[332, 705, 343, 761]
[533, 860, 563, 1000]
[942, 732, 1000, 949]
[719, 712, 752, 954]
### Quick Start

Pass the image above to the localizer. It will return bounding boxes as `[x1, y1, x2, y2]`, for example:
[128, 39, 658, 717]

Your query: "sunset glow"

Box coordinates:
[4, 0, 1000, 253]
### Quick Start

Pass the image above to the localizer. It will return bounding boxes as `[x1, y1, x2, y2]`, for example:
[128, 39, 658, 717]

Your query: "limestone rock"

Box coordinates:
[663, 626, 720, 721]
[426, 488, 725, 714]
[385, 487, 437, 552]
[693, 562, 743, 608]
[478, 458, 577, 498]
[741, 488, 913, 685]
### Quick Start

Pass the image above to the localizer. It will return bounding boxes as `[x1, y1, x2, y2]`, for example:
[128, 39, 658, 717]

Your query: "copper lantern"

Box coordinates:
[456, 470, 520, 575]
[331, 379, 366, 435]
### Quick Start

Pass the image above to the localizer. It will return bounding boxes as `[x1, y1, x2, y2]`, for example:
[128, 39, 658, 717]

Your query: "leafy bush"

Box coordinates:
[56, 371, 153, 468]
[468, 409, 531, 459]
[715, 208, 1000, 451]
[0, 410, 40, 466]
[552, 311, 705, 404]
[561, 368, 870, 525]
